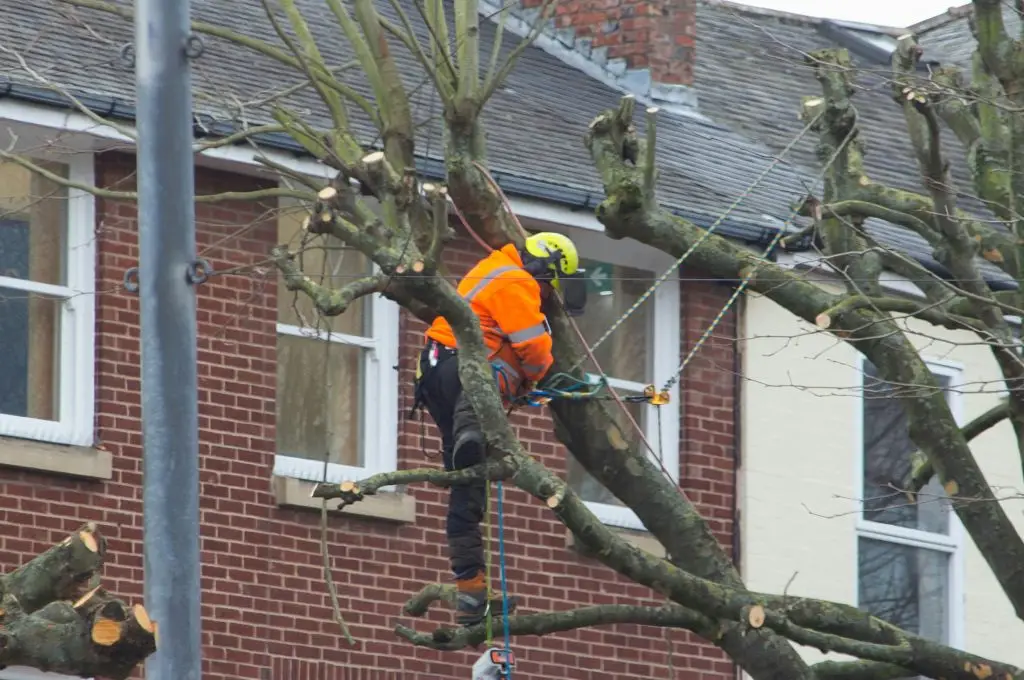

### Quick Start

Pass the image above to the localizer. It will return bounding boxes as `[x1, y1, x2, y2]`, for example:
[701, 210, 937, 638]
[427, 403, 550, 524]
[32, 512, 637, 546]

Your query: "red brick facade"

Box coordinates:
[0, 153, 737, 679]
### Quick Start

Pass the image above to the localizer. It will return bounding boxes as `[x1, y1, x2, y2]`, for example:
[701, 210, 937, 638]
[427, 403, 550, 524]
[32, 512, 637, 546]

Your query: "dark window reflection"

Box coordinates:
[858, 537, 949, 644]
[861, 361, 951, 534]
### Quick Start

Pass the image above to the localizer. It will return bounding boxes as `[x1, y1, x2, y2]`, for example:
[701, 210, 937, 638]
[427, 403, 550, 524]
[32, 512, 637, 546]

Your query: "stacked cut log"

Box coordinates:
[0, 522, 156, 679]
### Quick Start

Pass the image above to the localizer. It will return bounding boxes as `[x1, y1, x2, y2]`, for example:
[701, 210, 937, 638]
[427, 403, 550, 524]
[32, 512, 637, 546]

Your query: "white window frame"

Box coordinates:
[271, 192, 400, 485]
[534, 223, 681, 531]
[853, 354, 965, 649]
[0, 151, 96, 447]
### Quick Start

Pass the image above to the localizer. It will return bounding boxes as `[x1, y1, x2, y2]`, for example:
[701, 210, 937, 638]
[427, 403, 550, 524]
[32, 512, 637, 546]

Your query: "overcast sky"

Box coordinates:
[736, 0, 964, 27]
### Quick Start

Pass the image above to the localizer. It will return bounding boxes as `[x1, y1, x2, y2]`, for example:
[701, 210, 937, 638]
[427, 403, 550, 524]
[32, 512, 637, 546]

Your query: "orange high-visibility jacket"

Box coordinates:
[425, 244, 554, 397]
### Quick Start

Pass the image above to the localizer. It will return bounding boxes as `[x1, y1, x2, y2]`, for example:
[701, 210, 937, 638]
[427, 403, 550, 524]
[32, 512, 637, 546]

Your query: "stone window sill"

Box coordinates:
[272, 475, 417, 524]
[0, 436, 112, 481]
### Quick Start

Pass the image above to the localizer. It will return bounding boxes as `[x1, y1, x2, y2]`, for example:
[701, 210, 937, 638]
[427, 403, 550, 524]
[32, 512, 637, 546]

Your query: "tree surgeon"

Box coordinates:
[412, 232, 580, 626]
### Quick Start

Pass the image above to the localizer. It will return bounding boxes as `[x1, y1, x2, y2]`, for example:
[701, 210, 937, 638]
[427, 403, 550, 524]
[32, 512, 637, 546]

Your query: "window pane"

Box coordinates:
[276, 198, 372, 337]
[572, 258, 653, 384]
[858, 537, 949, 643]
[276, 334, 365, 467]
[0, 288, 62, 420]
[566, 392, 648, 507]
[0, 161, 68, 286]
[862, 361, 951, 534]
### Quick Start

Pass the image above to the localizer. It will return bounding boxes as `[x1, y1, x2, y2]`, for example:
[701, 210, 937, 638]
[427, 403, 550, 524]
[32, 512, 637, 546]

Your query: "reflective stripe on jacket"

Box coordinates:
[425, 243, 554, 397]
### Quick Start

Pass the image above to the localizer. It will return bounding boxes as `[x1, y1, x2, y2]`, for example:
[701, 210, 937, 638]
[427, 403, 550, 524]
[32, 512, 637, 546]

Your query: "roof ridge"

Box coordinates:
[699, 0, 825, 26]
[699, 0, 916, 33]
[908, 2, 973, 33]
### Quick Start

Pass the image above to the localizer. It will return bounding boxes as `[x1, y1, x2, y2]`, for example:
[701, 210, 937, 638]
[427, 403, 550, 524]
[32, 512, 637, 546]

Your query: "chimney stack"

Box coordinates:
[518, 0, 697, 106]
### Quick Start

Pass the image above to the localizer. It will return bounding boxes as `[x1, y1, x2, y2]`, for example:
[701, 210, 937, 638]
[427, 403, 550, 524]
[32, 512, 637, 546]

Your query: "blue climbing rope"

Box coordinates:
[496, 478, 512, 678]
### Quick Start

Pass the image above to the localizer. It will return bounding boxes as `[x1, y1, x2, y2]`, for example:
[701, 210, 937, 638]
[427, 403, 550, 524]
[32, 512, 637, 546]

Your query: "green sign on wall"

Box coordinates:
[584, 261, 613, 294]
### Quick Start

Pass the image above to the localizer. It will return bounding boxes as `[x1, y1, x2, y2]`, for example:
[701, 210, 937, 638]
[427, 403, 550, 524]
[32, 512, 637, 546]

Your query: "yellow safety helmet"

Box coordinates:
[524, 232, 579, 289]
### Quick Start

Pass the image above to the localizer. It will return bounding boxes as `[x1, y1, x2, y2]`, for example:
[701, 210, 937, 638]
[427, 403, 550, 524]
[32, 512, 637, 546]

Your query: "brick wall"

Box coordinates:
[522, 0, 697, 86]
[0, 153, 737, 679]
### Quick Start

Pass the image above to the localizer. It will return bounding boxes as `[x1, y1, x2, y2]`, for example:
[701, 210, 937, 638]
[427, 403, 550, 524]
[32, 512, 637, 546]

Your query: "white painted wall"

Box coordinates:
[740, 288, 1024, 669]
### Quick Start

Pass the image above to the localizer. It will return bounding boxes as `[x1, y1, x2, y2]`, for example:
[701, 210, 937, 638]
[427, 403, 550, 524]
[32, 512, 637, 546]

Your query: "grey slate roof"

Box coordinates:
[1, 0, 1013, 288]
[694, 0, 1016, 287]
[0, 0, 815, 247]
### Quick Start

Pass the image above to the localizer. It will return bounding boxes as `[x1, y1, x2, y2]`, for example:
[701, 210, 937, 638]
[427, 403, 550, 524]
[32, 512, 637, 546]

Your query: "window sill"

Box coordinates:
[565, 527, 667, 558]
[0, 436, 112, 481]
[272, 475, 417, 524]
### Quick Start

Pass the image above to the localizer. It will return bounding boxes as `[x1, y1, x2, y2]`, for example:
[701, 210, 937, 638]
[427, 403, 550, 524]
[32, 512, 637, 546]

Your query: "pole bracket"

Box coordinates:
[186, 259, 212, 285]
[184, 34, 205, 60]
[123, 266, 140, 294]
[119, 43, 135, 70]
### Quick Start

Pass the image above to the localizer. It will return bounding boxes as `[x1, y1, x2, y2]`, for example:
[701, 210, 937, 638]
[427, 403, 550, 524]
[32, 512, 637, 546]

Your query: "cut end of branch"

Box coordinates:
[317, 186, 338, 202]
[74, 586, 102, 610]
[91, 617, 121, 646]
[815, 313, 832, 329]
[982, 247, 1005, 263]
[546, 488, 567, 509]
[79, 526, 99, 553]
[362, 151, 386, 166]
[133, 604, 155, 632]
[747, 604, 766, 628]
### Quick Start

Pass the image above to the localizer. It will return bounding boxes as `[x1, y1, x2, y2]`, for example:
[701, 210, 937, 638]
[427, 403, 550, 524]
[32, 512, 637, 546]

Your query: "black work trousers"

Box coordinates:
[416, 342, 487, 581]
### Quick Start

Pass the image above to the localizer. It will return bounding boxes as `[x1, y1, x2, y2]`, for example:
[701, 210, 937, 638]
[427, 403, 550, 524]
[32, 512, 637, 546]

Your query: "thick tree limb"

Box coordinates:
[310, 458, 519, 506]
[272, 244, 436, 325]
[810, 660, 908, 680]
[971, 0, 1014, 83]
[275, 247, 389, 316]
[815, 200, 940, 248]
[813, 294, 980, 332]
[929, 63, 1015, 224]
[394, 602, 715, 651]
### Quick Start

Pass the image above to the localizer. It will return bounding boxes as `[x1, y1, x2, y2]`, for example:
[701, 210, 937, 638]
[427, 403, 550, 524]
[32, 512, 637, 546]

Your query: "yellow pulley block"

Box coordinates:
[643, 385, 671, 406]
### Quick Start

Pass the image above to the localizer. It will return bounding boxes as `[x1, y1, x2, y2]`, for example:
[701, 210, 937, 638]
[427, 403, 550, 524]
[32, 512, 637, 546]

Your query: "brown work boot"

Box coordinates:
[455, 572, 519, 627]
